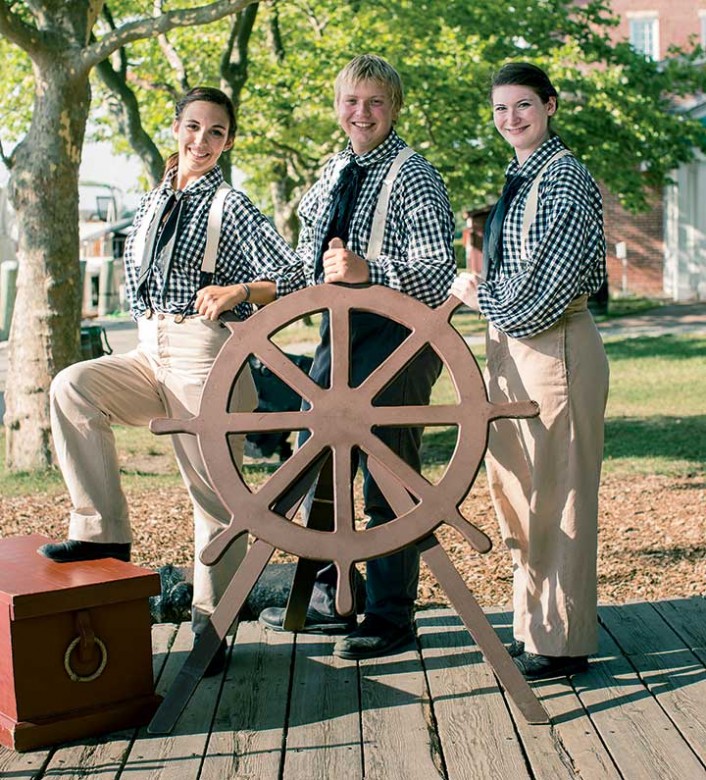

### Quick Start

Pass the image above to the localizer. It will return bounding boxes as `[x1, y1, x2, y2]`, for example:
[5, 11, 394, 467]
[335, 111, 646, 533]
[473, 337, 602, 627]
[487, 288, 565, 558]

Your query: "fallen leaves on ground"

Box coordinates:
[3, 471, 703, 609]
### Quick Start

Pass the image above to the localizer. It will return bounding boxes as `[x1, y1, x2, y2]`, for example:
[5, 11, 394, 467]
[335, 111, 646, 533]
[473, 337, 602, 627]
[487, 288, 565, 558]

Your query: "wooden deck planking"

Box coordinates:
[484, 611, 621, 780]
[653, 597, 706, 650]
[0, 599, 705, 778]
[415, 609, 530, 780]
[200, 621, 292, 780]
[359, 645, 444, 779]
[283, 632, 362, 779]
[573, 622, 706, 780]
[599, 601, 706, 765]
[123, 622, 226, 779]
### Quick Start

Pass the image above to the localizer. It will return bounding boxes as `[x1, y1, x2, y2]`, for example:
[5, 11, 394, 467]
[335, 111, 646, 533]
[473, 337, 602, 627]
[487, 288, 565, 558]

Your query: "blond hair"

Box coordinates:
[334, 54, 404, 116]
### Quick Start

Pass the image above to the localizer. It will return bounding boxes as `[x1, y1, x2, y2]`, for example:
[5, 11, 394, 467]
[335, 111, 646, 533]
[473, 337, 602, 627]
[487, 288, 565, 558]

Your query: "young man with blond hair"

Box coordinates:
[260, 55, 455, 659]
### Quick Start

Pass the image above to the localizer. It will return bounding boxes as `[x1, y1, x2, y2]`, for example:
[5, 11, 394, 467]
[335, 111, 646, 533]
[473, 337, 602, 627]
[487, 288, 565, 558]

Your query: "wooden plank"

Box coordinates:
[0, 744, 50, 779]
[652, 597, 706, 649]
[418, 537, 547, 724]
[415, 608, 530, 780]
[475, 611, 587, 780]
[482, 610, 621, 780]
[283, 632, 362, 779]
[200, 621, 293, 780]
[122, 622, 227, 779]
[599, 601, 706, 765]
[359, 644, 444, 779]
[147, 539, 275, 735]
[575, 622, 706, 779]
[0, 623, 177, 780]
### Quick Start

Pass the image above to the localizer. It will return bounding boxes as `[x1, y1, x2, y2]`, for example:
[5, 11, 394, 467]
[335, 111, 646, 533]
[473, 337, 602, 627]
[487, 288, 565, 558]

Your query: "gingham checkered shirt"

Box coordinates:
[477, 135, 607, 338]
[296, 130, 455, 307]
[124, 166, 303, 319]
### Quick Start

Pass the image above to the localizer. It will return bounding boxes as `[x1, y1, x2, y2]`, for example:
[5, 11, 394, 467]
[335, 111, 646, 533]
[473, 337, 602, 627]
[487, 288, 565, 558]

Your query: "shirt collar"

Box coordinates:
[159, 164, 225, 196]
[506, 135, 566, 180]
[341, 129, 406, 168]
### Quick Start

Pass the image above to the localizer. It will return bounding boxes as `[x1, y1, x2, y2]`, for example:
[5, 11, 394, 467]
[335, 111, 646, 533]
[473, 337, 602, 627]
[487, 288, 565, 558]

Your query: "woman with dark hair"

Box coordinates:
[451, 62, 609, 680]
[40, 86, 303, 675]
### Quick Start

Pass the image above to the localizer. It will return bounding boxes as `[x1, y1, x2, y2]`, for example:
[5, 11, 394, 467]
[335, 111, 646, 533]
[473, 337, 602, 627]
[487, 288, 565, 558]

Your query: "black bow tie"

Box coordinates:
[482, 174, 524, 279]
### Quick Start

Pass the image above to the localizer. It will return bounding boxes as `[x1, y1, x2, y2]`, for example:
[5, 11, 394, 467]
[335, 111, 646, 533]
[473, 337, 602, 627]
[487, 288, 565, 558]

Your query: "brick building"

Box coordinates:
[604, 0, 706, 61]
[596, 0, 706, 301]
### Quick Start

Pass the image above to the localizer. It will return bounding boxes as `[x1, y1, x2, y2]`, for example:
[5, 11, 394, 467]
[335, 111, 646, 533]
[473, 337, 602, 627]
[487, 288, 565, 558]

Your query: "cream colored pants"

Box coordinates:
[484, 296, 609, 657]
[50, 314, 258, 632]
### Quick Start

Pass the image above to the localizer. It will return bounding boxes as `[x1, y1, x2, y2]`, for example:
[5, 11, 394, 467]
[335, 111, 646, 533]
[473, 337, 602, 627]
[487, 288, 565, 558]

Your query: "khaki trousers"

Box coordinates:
[50, 314, 258, 632]
[484, 296, 609, 657]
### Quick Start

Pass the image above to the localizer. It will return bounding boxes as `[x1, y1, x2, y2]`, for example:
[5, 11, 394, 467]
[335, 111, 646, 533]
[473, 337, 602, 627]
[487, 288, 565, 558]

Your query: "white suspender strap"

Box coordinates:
[131, 189, 164, 270]
[521, 148, 571, 260]
[366, 146, 416, 260]
[202, 181, 231, 274]
[131, 180, 231, 276]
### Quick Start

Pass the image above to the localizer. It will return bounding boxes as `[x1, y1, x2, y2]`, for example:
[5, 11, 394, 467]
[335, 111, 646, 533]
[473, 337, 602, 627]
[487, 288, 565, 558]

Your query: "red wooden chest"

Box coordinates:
[0, 534, 162, 751]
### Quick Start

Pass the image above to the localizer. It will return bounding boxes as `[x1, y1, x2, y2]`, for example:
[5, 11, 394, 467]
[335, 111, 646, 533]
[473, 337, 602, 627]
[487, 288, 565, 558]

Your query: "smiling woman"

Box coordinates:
[37, 85, 305, 677]
[451, 61, 610, 682]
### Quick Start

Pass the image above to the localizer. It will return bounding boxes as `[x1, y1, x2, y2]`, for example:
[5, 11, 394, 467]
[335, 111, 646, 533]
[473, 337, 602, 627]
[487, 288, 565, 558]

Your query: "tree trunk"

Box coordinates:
[5, 66, 89, 470]
[270, 160, 301, 247]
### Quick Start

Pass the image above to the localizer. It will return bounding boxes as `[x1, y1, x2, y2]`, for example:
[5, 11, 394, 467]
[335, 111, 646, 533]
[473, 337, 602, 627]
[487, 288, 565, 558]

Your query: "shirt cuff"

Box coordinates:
[367, 260, 386, 286]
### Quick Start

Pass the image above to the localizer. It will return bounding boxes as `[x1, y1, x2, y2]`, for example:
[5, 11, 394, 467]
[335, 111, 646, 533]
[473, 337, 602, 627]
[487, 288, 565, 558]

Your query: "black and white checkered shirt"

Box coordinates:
[297, 130, 455, 307]
[478, 135, 606, 338]
[124, 166, 303, 319]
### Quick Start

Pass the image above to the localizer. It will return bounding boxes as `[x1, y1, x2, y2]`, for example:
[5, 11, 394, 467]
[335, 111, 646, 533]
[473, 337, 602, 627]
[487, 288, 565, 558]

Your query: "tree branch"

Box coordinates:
[221, 3, 258, 89]
[82, 0, 258, 71]
[0, 1, 42, 52]
[126, 73, 181, 101]
[266, 0, 285, 61]
[154, 0, 190, 93]
[102, 3, 128, 78]
[295, 0, 326, 37]
[95, 56, 165, 187]
[267, 138, 321, 171]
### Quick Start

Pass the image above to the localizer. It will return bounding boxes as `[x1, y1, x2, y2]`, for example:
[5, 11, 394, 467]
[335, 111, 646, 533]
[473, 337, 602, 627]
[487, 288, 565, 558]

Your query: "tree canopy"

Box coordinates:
[73, 0, 706, 232]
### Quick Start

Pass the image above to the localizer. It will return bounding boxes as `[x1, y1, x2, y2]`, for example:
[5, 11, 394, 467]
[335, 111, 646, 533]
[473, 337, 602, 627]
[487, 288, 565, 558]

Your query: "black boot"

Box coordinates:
[513, 652, 588, 680]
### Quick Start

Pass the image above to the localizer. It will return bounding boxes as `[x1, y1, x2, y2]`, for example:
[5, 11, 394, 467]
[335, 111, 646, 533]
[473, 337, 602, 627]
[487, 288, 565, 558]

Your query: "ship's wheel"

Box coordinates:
[148, 285, 548, 732]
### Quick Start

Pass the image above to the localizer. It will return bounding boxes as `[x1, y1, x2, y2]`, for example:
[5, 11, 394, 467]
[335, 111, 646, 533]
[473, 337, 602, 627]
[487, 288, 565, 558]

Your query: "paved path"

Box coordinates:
[1, 301, 705, 420]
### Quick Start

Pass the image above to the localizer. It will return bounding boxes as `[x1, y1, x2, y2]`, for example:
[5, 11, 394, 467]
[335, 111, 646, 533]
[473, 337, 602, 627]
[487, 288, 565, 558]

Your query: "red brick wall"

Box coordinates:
[584, 0, 704, 298]
[602, 185, 665, 297]
[602, 0, 705, 59]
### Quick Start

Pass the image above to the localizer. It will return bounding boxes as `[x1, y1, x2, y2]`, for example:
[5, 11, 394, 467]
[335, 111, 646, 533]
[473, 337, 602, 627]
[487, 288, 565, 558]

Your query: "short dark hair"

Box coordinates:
[490, 62, 559, 109]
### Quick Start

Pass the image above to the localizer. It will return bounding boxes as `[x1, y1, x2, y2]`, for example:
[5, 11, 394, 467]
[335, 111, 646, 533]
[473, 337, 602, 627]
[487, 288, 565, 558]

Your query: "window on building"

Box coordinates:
[700, 11, 706, 47]
[628, 13, 660, 60]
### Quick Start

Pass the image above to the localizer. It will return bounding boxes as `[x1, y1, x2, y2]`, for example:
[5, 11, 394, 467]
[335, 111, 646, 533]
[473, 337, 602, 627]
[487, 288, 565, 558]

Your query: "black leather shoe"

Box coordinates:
[513, 652, 588, 680]
[38, 539, 131, 563]
[333, 614, 415, 660]
[508, 639, 525, 658]
[259, 606, 357, 635]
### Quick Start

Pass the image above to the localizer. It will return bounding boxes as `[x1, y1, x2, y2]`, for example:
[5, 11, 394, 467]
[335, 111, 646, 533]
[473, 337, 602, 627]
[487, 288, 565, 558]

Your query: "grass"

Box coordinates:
[1, 322, 703, 497]
[601, 335, 705, 477]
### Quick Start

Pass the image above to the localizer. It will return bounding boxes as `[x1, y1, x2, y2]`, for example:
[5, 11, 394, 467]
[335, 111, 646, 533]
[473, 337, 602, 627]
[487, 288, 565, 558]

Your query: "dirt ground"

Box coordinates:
[3, 470, 703, 609]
